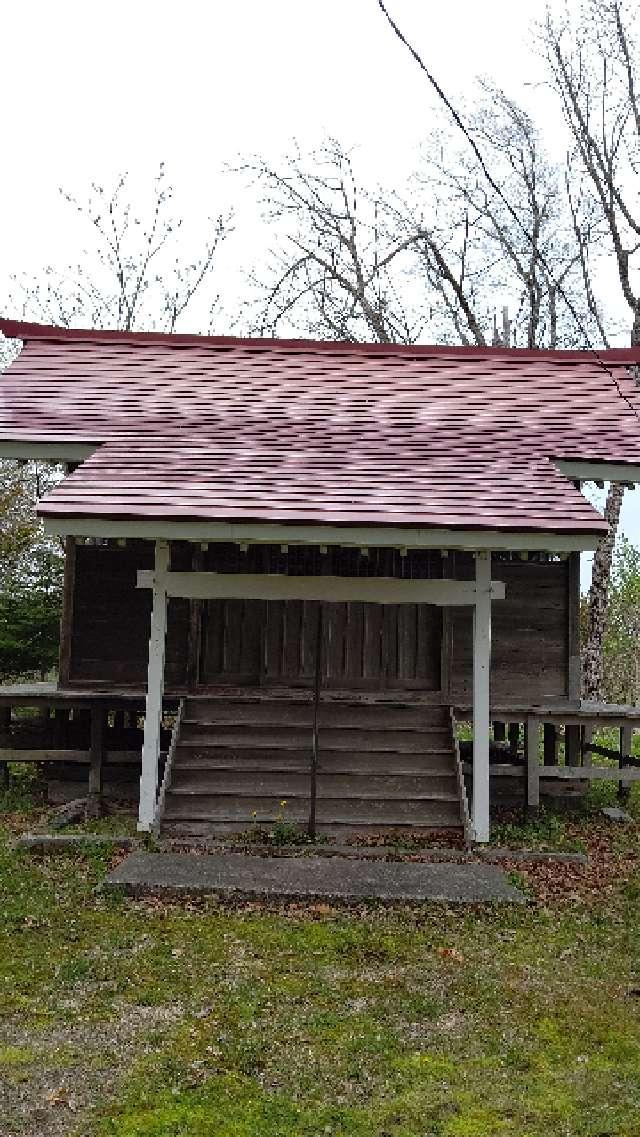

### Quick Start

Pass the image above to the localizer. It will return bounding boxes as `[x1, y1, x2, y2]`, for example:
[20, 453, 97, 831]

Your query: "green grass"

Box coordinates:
[1, 796, 640, 1136]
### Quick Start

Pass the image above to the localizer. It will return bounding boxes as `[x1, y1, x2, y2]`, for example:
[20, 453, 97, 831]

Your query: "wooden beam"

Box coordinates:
[138, 540, 170, 832]
[0, 441, 96, 462]
[555, 460, 640, 483]
[461, 761, 640, 784]
[42, 515, 602, 554]
[542, 765, 640, 782]
[0, 749, 140, 764]
[472, 551, 492, 843]
[137, 570, 506, 607]
[526, 717, 541, 814]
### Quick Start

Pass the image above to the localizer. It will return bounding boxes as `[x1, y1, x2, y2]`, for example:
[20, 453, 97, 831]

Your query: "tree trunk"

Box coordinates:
[582, 482, 625, 700]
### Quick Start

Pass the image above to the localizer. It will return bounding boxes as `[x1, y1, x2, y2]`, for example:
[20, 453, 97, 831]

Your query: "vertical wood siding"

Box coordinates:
[449, 554, 571, 702]
[61, 541, 572, 702]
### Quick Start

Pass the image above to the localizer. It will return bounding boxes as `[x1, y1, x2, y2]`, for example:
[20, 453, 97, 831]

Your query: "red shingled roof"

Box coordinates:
[2, 320, 640, 535]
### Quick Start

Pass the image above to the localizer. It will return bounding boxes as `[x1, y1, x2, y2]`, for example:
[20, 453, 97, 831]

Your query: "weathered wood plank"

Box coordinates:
[0, 749, 140, 764]
[565, 724, 582, 765]
[543, 723, 557, 766]
[620, 724, 633, 804]
[567, 551, 581, 699]
[58, 536, 76, 686]
[526, 717, 540, 814]
[542, 765, 640, 782]
[88, 707, 105, 798]
[139, 570, 505, 605]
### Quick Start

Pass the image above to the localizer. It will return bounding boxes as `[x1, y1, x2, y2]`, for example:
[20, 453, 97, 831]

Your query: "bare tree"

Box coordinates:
[246, 94, 596, 351]
[7, 163, 232, 333]
[544, 0, 640, 699]
[396, 87, 595, 349]
[242, 140, 423, 343]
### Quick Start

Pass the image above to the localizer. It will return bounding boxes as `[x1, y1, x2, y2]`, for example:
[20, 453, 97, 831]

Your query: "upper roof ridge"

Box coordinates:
[3, 318, 640, 364]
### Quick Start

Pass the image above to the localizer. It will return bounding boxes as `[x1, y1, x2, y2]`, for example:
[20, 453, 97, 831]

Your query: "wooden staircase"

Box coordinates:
[161, 692, 466, 837]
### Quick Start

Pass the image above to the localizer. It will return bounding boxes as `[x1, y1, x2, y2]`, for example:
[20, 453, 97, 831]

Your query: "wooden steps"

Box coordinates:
[161, 693, 465, 836]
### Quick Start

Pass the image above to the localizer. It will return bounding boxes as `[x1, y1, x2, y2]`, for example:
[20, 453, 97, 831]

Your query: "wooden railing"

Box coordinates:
[152, 697, 185, 834]
[450, 708, 473, 846]
[462, 713, 640, 816]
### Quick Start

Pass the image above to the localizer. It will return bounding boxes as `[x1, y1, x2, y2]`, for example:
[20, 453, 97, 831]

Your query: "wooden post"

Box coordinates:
[88, 706, 105, 810]
[543, 723, 558, 766]
[0, 707, 10, 789]
[186, 546, 204, 689]
[472, 551, 492, 843]
[138, 540, 170, 831]
[309, 602, 323, 839]
[440, 552, 453, 697]
[58, 536, 76, 687]
[0, 706, 11, 742]
[526, 716, 540, 815]
[567, 551, 581, 701]
[619, 724, 633, 804]
[565, 725, 581, 766]
[53, 708, 70, 747]
[582, 724, 593, 768]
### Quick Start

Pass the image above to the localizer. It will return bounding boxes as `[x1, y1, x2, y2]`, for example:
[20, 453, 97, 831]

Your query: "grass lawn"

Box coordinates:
[1, 778, 640, 1135]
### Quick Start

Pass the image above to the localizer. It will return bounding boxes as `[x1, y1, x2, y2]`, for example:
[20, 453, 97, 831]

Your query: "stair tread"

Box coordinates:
[176, 738, 449, 753]
[173, 762, 455, 773]
[182, 719, 447, 730]
[166, 787, 460, 802]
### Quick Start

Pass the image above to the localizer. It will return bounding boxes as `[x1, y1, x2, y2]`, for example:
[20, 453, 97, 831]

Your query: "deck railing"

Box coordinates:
[152, 697, 185, 834]
[449, 708, 473, 846]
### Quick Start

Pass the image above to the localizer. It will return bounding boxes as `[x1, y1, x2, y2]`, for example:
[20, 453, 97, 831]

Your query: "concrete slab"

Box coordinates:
[105, 851, 525, 904]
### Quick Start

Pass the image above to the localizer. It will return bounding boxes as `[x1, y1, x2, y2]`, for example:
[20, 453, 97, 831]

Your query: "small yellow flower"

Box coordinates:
[251, 810, 257, 818]
[280, 800, 287, 807]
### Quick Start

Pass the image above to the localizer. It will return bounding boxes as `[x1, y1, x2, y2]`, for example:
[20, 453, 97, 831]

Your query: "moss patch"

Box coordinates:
[1, 804, 640, 1136]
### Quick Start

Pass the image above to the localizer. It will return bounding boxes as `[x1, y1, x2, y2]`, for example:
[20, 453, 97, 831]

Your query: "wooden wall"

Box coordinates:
[200, 599, 442, 689]
[60, 541, 576, 702]
[449, 554, 574, 703]
[64, 541, 191, 690]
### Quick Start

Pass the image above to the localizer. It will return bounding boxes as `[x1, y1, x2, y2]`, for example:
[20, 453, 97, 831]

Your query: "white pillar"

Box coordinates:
[472, 550, 492, 843]
[138, 540, 170, 831]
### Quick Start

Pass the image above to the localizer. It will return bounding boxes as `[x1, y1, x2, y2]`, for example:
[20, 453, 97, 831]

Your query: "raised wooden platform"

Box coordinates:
[2, 685, 639, 821]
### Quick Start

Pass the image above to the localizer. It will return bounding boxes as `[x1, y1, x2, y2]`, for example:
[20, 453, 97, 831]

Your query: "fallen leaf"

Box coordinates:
[437, 947, 465, 964]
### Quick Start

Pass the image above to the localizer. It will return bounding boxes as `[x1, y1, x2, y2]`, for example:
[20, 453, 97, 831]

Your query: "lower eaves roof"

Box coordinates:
[37, 432, 608, 535]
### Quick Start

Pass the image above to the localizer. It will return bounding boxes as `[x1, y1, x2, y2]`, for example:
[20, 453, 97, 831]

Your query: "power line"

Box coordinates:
[376, 0, 640, 428]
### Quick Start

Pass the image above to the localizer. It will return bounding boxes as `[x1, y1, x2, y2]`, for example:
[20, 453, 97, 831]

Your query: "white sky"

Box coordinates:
[1, 0, 638, 581]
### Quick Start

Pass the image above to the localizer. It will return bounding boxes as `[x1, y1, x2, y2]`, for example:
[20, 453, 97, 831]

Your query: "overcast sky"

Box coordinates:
[1, 0, 638, 578]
